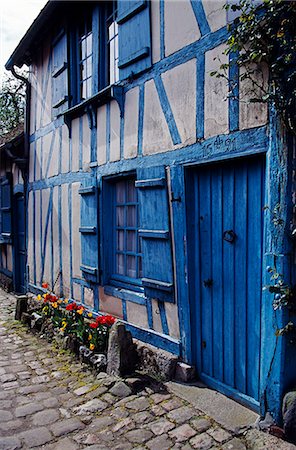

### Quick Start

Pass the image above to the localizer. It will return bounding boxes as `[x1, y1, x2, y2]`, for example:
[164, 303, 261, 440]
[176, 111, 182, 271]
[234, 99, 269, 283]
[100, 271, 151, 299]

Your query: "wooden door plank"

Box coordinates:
[211, 167, 224, 382]
[222, 166, 235, 388]
[199, 171, 213, 377]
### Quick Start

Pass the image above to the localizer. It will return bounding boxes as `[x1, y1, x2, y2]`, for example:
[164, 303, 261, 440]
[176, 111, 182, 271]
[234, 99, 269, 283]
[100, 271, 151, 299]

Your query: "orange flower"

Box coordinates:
[77, 307, 84, 315]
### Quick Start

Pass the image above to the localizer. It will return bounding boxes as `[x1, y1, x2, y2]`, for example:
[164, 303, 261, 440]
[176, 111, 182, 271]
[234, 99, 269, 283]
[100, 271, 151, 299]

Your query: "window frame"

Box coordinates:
[69, 1, 118, 107]
[103, 173, 143, 293]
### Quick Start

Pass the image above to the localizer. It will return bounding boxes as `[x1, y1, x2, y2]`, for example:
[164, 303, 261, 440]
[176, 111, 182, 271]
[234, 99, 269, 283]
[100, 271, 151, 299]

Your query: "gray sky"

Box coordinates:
[0, 0, 47, 83]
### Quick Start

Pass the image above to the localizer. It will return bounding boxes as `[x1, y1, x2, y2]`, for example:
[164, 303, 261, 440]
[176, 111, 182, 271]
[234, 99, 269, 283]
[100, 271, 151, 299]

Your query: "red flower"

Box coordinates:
[43, 293, 51, 302]
[49, 295, 58, 303]
[96, 315, 116, 326]
[42, 282, 49, 289]
[90, 322, 99, 329]
[66, 302, 78, 311]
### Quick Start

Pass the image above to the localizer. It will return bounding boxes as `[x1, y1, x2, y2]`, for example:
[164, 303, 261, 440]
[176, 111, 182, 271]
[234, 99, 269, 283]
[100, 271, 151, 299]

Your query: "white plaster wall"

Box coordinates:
[99, 287, 123, 318]
[239, 63, 268, 130]
[204, 43, 229, 138]
[35, 54, 43, 131]
[151, 299, 163, 334]
[203, 0, 226, 32]
[164, 0, 201, 57]
[29, 143, 35, 182]
[126, 301, 149, 329]
[151, 0, 161, 63]
[71, 118, 80, 172]
[165, 302, 180, 339]
[61, 184, 70, 298]
[71, 183, 81, 279]
[41, 188, 51, 285]
[61, 124, 70, 174]
[35, 138, 42, 181]
[124, 87, 139, 159]
[110, 100, 121, 162]
[84, 287, 94, 308]
[162, 59, 196, 146]
[143, 79, 173, 155]
[52, 186, 60, 295]
[73, 283, 82, 302]
[41, 40, 52, 128]
[97, 106, 107, 165]
[82, 115, 91, 170]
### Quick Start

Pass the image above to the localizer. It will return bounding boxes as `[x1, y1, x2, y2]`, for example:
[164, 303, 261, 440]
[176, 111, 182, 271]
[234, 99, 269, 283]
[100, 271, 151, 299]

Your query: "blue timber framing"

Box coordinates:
[8, 0, 296, 425]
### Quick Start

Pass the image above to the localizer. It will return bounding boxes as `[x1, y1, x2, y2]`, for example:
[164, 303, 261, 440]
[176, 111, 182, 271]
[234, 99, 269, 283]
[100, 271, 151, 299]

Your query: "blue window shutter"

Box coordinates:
[0, 175, 12, 244]
[79, 181, 99, 283]
[52, 30, 68, 115]
[117, 0, 152, 80]
[136, 166, 174, 302]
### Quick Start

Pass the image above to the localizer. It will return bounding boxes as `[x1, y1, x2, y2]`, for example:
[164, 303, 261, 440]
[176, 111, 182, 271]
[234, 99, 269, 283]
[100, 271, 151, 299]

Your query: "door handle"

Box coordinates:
[223, 229, 236, 244]
[203, 278, 213, 288]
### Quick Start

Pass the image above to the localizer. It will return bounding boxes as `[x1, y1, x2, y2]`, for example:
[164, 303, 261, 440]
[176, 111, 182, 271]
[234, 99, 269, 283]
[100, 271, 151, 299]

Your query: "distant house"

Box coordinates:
[3, 0, 296, 422]
[0, 124, 26, 293]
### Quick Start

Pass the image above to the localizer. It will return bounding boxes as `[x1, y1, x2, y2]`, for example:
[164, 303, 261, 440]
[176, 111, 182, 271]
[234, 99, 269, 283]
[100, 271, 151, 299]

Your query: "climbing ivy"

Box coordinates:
[211, 0, 296, 133]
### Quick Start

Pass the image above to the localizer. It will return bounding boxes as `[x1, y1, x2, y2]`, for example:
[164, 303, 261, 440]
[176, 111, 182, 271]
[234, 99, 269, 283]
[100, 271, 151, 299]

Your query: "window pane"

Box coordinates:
[127, 256, 136, 278]
[117, 230, 124, 251]
[81, 38, 86, 59]
[138, 256, 143, 278]
[127, 231, 136, 252]
[116, 206, 124, 227]
[87, 56, 92, 78]
[127, 179, 136, 202]
[81, 81, 86, 100]
[86, 77, 92, 98]
[86, 33, 92, 56]
[127, 206, 136, 227]
[116, 181, 125, 203]
[116, 253, 125, 275]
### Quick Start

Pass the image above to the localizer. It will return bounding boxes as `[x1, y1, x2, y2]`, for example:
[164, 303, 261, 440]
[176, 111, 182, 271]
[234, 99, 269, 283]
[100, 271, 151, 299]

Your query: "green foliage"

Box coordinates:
[212, 0, 296, 133]
[0, 71, 27, 136]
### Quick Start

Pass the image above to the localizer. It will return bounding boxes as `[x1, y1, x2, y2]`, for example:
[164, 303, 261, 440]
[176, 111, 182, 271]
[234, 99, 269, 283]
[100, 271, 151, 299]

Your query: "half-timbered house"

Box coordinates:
[3, 0, 296, 422]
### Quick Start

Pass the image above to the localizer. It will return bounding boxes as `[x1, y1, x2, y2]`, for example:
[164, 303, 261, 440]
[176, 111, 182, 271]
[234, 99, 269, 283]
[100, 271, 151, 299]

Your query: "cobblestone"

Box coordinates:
[0, 289, 293, 450]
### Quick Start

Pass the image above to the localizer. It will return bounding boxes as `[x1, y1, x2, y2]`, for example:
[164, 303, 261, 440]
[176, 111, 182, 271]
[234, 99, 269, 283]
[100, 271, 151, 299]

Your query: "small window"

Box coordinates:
[105, 177, 142, 291]
[78, 11, 93, 101]
[107, 3, 119, 85]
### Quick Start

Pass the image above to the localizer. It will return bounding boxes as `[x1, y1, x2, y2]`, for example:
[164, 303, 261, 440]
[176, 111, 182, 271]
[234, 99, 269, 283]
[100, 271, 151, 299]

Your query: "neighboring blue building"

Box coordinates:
[2, 0, 296, 423]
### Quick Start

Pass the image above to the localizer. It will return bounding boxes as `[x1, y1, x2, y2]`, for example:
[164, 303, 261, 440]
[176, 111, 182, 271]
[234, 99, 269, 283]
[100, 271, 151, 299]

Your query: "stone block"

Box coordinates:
[15, 295, 27, 320]
[107, 322, 138, 376]
[174, 362, 196, 383]
[135, 340, 178, 381]
[283, 391, 296, 443]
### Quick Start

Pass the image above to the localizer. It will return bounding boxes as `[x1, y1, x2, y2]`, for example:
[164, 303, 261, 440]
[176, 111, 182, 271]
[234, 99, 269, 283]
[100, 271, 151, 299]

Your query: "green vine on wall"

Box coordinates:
[263, 205, 296, 337]
[211, 0, 296, 133]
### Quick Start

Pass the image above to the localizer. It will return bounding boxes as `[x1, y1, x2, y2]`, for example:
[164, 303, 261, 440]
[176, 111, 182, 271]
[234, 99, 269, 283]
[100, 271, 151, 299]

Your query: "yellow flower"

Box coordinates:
[88, 334, 92, 341]
[64, 299, 69, 304]
[87, 312, 93, 318]
[77, 308, 84, 315]
[52, 302, 58, 308]
[60, 326, 66, 332]
[89, 343, 95, 351]
[43, 294, 47, 299]
[57, 299, 63, 304]
[37, 294, 42, 301]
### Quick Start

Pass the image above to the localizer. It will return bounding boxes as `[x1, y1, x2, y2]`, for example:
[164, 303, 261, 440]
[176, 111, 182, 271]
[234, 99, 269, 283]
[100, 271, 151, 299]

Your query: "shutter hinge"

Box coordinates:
[171, 195, 181, 203]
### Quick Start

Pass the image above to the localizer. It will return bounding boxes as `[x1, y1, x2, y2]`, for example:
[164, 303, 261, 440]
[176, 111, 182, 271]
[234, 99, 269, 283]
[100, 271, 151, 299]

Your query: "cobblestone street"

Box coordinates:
[0, 289, 295, 450]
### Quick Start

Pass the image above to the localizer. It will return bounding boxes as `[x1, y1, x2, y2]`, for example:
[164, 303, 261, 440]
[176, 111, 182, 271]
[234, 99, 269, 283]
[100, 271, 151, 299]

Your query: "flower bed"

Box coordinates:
[28, 283, 117, 372]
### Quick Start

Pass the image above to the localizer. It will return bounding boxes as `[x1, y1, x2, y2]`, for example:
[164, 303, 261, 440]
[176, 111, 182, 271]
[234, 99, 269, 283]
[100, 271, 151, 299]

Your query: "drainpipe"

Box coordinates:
[9, 66, 31, 293]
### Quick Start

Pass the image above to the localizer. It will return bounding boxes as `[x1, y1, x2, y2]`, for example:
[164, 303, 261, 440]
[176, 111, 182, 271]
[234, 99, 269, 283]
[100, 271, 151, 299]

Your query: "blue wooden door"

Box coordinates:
[13, 194, 26, 293]
[186, 156, 265, 409]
